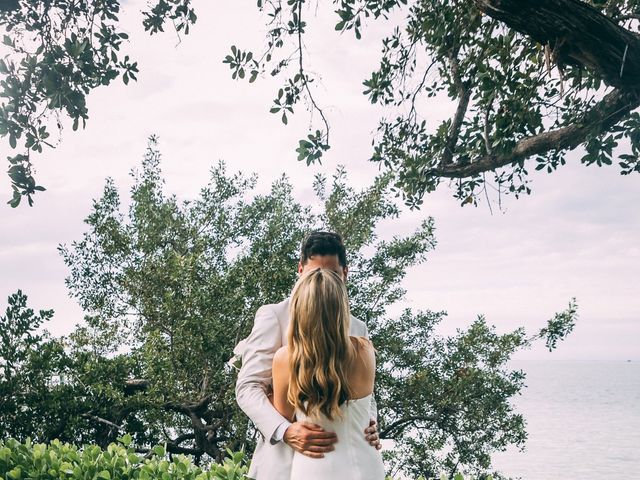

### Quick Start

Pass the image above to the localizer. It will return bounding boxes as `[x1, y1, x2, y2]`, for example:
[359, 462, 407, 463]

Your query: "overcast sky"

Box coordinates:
[1, 0, 638, 360]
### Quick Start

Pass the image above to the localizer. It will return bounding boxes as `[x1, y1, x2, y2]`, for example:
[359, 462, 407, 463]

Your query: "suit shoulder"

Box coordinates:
[254, 298, 288, 324]
[351, 315, 369, 337]
[351, 314, 365, 326]
[272, 297, 290, 312]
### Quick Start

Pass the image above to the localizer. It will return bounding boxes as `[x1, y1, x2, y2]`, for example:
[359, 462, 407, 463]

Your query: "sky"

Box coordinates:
[1, 0, 639, 361]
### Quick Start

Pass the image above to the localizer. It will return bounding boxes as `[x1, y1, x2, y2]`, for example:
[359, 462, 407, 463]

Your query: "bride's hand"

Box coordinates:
[365, 419, 381, 450]
[283, 421, 338, 458]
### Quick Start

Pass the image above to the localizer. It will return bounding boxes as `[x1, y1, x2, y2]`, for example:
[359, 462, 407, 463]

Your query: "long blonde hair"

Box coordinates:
[288, 268, 355, 420]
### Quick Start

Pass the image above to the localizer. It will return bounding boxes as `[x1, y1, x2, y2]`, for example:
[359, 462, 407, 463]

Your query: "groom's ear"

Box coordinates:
[342, 266, 348, 281]
[297, 261, 304, 275]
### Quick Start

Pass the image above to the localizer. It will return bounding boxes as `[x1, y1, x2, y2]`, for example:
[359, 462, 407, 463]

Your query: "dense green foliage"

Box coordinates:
[0, 136, 577, 478]
[0, 438, 495, 480]
[0, 290, 76, 442]
[0, 437, 248, 480]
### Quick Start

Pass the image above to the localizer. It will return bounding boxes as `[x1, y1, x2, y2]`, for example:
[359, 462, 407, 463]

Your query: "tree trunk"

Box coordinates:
[473, 0, 640, 91]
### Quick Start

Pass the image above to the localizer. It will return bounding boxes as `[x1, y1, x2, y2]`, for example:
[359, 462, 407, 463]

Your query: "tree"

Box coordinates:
[225, 0, 640, 208]
[0, 0, 194, 206]
[3, 1, 638, 208]
[0, 289, 158, 448]
[0, 289, 79, 442]
[1, 136, 577, 478]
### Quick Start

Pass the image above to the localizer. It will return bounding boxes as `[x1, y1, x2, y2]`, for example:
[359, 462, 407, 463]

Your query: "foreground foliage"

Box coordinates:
[0, 437, 248, 480]
[0, 438, 493, 480]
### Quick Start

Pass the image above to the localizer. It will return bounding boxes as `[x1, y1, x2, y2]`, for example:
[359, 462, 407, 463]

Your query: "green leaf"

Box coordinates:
[152, 445, 165, 457]
[8, 467, 21, 480]
[119, 434, 132, 447]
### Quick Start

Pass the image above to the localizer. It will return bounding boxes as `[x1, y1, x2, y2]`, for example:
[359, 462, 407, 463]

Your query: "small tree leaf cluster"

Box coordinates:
[0, 0, 195, 206]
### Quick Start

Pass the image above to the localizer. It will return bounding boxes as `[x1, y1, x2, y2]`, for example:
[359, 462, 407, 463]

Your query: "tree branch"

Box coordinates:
[430, 87, 640, 178]
[124, 378, 150, 394]
[615, 14, 640, 23]
[169, 432, 195, 445]
[297, 0, 330, 143]
[81, 413, 123, 432]
[442, 55, 472, 165]
[473, 0, 640, 90]
[380, 414, 438, 438]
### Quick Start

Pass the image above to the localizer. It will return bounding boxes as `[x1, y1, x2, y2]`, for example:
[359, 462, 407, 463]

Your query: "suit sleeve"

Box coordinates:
[235, 305, 290, 440]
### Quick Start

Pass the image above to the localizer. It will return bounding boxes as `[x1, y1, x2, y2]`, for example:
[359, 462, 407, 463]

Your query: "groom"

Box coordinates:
[233, 231, 381, 479]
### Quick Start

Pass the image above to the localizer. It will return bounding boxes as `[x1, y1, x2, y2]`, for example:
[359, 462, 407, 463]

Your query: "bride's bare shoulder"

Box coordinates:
[272, 345, 289, 366]
[349, 336, 376, 365]
[349, 335, 374, 350]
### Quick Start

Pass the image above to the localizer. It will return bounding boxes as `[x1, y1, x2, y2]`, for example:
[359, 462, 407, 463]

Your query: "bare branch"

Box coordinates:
[81, 413, 123, 431]
[380, 414, 438, 438]
[124, 378, 150, 394]
[296, 0, 330, 143]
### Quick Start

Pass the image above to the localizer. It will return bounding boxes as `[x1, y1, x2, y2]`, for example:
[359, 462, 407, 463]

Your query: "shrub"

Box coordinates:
[0, 437, 247, 480]
[0, 437, 495, 480]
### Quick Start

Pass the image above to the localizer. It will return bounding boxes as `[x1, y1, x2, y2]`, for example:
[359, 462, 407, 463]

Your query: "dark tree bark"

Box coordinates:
[433, 87, 640, 177]
[429, 0, 640, 179]
[473, 0, 640, 90]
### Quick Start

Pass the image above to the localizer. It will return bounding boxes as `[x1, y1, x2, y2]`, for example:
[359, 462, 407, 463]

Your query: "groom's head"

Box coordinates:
[298, 231, 348, 281]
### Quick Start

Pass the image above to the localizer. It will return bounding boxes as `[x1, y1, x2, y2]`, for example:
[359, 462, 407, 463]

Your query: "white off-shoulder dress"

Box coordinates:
[290, 394, 385, 480]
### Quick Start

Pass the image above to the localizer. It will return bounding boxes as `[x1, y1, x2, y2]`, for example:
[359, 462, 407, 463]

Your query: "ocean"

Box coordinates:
[491, 359, 640, 479]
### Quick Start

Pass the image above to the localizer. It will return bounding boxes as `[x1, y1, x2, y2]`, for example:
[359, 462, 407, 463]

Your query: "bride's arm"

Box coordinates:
[271, 346, 296, 422]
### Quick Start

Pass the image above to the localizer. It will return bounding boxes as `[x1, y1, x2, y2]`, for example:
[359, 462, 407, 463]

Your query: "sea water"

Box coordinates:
[491, 359, 640, 479]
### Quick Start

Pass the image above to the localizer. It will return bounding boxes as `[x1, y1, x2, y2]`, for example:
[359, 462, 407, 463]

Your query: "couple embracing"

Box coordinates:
[233, 231, 385, 479]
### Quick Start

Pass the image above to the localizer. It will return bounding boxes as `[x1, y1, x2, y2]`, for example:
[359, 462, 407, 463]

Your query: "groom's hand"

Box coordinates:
[283, 421, 338, 458]
[365, 419, 381, 450]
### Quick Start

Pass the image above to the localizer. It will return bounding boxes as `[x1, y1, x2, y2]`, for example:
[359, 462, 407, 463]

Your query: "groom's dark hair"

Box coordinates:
[300, 231, 348, 267]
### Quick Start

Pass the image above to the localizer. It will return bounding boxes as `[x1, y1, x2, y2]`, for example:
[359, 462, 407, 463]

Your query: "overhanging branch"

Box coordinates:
[430, 87, 640, 178]
[443, 54, 472, 165]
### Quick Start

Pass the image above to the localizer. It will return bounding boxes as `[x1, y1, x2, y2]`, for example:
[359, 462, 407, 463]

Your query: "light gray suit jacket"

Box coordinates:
[233, 297, 372, 480]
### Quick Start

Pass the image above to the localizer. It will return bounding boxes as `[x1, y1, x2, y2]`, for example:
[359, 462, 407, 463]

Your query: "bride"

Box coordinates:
[270, 268, 386, 479]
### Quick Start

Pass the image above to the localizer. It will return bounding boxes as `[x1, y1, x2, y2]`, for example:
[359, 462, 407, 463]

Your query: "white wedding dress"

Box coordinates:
[290, 393, 385, 480]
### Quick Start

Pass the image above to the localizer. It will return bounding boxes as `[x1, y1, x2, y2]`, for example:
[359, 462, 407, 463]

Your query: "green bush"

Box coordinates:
[0, 437, 248, 480]
[0, 437, 492, 480]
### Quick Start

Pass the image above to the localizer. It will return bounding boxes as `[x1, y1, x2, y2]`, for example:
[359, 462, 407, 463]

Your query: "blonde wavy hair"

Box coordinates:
[287, 268, 355, 420]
